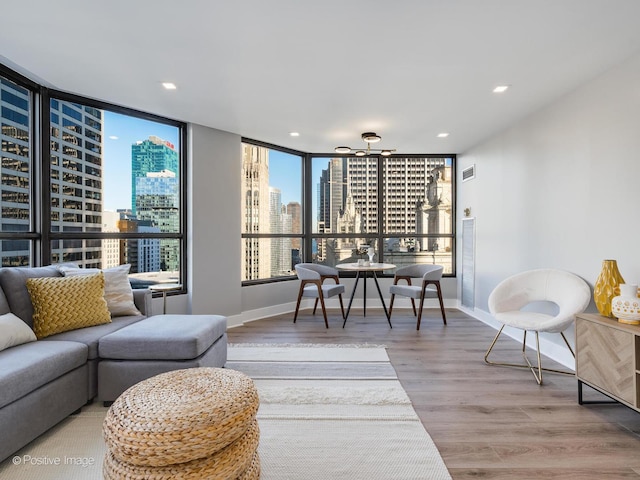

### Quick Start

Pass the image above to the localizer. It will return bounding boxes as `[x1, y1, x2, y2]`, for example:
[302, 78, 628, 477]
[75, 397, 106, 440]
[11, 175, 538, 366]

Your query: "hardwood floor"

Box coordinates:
[228, 307, 640, 479]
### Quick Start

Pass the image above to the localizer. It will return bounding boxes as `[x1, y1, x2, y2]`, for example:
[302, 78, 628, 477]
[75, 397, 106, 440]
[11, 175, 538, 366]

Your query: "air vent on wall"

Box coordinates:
[462, 164, 475, 182]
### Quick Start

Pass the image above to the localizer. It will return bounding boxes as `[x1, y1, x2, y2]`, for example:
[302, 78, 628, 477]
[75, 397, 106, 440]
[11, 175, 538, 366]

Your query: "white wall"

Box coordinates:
[187, 124, 242, 317]
[458, 51, 640, 366]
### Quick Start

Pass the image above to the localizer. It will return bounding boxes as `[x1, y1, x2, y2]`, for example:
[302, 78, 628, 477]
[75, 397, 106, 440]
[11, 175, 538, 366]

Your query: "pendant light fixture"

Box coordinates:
[335, 132, 396, 156]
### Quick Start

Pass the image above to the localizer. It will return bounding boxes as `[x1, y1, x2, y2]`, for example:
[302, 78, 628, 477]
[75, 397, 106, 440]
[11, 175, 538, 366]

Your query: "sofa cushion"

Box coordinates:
[0, 287, 10, 315]
[59, 264, 141, 317]
[0, 312, 36, 352]
[0, 264, 73, 327]
[41, 314, 146, 359]
[0, 340, 87, 409]
[99, 314, 227, 360]
[26, 273, 111, 339]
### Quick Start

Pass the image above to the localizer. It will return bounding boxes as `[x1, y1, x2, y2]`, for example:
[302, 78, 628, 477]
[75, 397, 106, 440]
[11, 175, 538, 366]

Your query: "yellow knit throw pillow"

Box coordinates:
[26, 272, 111, 339]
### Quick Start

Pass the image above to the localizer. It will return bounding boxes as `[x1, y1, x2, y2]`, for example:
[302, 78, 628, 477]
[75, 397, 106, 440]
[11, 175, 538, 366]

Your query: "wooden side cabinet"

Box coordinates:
[575, 313, 640, 410]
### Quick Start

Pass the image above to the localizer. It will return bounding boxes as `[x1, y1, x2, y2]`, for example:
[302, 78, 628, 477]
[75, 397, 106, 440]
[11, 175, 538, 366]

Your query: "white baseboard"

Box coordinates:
[227, 302, 298, 328]
[229, 297, 457, 329]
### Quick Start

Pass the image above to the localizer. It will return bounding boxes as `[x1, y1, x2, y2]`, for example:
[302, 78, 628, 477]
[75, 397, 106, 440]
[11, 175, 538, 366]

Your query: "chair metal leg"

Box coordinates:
[484, 326, 575, 385]
[312, 298, 319, 315]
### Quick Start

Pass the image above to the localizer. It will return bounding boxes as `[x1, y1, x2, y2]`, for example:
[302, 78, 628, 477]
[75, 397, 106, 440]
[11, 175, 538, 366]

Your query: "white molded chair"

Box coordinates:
[485, 268, 591, 384]
[388, 264, 446, 330]
[293, 263, 345, 328]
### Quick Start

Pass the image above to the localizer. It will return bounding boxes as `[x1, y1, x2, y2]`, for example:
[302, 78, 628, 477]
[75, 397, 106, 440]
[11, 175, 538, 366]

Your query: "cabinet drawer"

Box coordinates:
[576, 317, 635, 405]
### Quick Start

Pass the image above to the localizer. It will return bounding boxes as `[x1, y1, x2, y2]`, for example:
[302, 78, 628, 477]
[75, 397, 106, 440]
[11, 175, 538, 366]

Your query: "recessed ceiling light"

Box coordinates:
[437, 133, 449, 138]
[162, 82, 177, 90]
[289, 132, 300, 137]
[493, 85, 509, 93]
[109, 135, 119, 140]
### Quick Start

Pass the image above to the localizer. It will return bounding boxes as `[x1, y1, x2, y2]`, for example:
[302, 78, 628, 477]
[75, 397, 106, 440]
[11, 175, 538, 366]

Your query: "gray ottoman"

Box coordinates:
[97, 314, 227, 403]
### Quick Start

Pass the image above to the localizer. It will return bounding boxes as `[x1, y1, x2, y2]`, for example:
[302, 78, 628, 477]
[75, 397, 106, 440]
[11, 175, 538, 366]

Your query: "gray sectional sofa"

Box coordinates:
[0, 265, 227, 463]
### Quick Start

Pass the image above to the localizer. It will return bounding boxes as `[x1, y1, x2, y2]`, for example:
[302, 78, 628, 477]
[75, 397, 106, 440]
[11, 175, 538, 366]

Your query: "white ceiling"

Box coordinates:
[2, 0, 640, 154]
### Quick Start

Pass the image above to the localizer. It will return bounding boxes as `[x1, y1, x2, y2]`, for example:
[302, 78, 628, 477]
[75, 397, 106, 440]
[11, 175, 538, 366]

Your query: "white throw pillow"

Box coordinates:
[0, 312, 37, 351]
[59, 264, 141, 317]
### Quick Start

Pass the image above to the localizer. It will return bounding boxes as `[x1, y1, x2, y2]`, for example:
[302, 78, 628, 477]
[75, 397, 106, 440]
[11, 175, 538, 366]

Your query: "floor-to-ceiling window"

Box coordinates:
[311, 155, 455, 274]
[241, 140, 303, 284]
[1, 63, 187, 289]
[0, 74, 34, 266]
[381, 156, 454, 273]
[242, 148, 456, 285]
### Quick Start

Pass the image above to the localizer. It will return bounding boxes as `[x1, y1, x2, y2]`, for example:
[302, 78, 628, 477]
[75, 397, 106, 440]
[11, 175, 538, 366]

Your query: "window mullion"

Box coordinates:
[38, 87, 51, 266]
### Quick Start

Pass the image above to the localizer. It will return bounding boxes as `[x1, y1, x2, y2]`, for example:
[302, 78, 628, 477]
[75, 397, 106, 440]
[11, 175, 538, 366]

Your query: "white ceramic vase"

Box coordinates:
[611, 283, 640, 325]
[367, 247, 375, 263]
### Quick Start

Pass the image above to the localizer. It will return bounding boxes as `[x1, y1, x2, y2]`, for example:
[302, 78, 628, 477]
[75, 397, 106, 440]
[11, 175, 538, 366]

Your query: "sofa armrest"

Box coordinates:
[132, 289, 152, 317]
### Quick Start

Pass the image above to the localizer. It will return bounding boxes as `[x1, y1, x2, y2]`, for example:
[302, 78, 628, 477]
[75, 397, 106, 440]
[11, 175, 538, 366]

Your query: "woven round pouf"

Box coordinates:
[103, 419, 260, 480]
[103, 367, 259, 467]
[238, 451, 261, 480]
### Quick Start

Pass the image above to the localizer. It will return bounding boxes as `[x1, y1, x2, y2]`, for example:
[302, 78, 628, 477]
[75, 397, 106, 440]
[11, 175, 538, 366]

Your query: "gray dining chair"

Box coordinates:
[293, 263, 345, 328]
[388, 264, 446, 330]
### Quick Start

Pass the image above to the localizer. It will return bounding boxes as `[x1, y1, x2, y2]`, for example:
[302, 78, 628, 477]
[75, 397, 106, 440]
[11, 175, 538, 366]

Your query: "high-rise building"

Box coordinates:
[135, 170, 179, 272]
[241, 144, 270, 281]
[268, 187, 293, 276]
[286, 201, 301, 250]
[136, 222, 161, 274]
[383, 157, 447, 235]
[0, 78, 31, 266]
[416, 164, 453, 252]
[317, 156, 451, 268]
[131, 135, 178, 216]
[117, 210, 137, 269]
[1, 97, 109, 267]
[101, 211, 121, 268]
[49, 100, 104, 267]
[316, 158, 347, 262]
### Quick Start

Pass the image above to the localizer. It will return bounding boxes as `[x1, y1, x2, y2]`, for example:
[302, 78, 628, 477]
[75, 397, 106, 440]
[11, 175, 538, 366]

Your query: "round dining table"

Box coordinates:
[335, 262, 396, 328]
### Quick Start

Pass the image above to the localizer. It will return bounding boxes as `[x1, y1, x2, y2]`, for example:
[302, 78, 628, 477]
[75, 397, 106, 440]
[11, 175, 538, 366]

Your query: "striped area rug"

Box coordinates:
[228, 343, 452, 479]
[0, 343, 451, 480]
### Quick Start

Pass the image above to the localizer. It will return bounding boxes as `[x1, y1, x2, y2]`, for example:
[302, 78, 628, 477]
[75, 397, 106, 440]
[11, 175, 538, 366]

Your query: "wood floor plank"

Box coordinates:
[228, 308, 640, 478]
[449, 468, 640, 479]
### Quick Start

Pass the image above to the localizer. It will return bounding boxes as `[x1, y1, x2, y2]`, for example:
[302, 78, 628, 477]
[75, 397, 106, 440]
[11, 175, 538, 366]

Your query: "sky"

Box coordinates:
[268, 151, 335, 229]
[102, 114, 298, 213]
[268, 150, 333, 209]
[267, 149, 302, 205]
[102, 111, 180, 211]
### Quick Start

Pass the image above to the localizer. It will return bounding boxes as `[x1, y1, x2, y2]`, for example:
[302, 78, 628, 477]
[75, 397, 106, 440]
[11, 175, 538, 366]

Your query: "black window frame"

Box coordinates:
[240, 137, 306, 286]
[241, 142, 457, 285]
[308, 153, 456, 279]
[0, 62, 188, 292]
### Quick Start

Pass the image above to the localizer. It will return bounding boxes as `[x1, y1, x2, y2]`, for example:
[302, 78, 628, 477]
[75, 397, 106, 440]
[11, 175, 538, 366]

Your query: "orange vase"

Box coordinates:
[594, 259, 625, 317]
